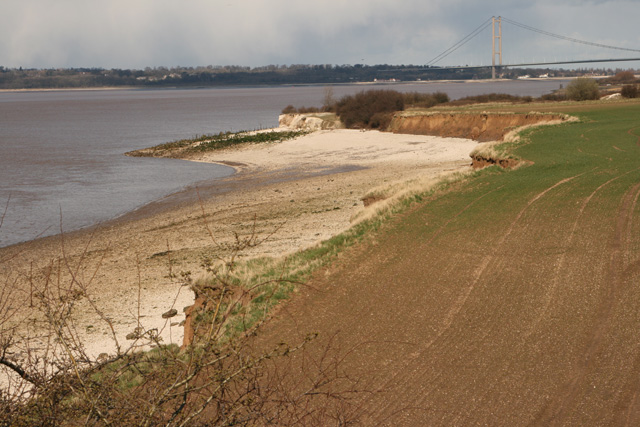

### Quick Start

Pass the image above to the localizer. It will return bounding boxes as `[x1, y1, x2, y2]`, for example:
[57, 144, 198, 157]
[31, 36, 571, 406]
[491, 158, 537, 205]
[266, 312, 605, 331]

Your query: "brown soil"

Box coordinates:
[389, 112, 570, 142]
[251, 155, 640, 425]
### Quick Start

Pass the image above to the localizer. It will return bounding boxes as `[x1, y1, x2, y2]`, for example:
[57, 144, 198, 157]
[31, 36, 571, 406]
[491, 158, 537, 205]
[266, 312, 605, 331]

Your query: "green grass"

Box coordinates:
[188, 130, 308, 152]
[392, 101, 640, 247]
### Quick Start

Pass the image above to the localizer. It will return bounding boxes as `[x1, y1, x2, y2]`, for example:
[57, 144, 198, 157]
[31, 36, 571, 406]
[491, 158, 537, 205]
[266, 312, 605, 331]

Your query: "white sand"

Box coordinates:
[199, 129, 475, 171]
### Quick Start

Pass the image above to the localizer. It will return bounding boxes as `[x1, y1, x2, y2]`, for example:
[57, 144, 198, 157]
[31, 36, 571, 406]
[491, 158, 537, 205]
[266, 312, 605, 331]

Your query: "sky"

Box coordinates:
[1, 0, 639, 70]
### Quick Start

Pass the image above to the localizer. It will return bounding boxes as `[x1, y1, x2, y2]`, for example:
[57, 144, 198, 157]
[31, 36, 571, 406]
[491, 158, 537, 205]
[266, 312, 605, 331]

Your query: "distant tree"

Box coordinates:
[336, 89, 405, 129]
[322, 86, 337, 111]
[281, 105, 296, 114]
[621, 84, 638, 98]
[609, 70, 637, 84]
[566, 78, 600, 101]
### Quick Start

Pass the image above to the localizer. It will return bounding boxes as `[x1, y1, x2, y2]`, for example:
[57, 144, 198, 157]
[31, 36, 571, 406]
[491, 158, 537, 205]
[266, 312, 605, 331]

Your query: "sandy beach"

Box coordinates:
[0, 129, 476, 357]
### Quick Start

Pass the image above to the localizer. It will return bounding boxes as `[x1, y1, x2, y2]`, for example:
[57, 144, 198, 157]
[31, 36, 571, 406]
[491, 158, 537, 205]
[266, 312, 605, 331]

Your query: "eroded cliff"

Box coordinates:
[389, 111, 572, 142]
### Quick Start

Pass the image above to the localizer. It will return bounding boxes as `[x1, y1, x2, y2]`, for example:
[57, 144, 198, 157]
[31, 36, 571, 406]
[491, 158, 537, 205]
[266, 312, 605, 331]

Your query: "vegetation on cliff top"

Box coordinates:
[283, 89, 451, 129]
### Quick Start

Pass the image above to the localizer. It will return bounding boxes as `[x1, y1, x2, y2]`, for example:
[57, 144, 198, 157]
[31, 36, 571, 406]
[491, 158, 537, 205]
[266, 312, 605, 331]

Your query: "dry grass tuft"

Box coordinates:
[352, 170, 473, 225]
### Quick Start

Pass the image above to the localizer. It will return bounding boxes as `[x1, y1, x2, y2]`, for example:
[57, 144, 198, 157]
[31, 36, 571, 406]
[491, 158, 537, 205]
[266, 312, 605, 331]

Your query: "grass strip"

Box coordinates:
[127, 129, 308, 157]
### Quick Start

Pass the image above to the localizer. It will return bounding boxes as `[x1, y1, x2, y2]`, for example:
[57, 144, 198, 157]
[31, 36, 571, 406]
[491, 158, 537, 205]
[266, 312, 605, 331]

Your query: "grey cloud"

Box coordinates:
[0, 0, 637, 69]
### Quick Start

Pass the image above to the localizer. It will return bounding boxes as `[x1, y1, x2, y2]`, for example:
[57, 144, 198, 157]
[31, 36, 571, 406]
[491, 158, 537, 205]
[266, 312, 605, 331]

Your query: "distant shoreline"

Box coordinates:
[0, 86, 133, 93]
[0, 77, 572, 93]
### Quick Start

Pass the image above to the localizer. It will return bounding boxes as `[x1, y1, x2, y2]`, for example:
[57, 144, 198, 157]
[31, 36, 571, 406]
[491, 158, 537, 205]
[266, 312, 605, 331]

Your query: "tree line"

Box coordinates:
[0, 64, 618, 90]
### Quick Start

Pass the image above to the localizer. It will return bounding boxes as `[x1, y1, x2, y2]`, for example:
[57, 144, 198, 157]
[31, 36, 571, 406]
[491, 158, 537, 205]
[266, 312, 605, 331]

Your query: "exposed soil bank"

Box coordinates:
[389, 111, 571, 142]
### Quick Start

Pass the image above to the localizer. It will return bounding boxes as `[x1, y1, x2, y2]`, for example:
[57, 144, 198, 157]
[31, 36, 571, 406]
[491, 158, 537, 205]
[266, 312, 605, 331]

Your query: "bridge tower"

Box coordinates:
[492, 16, 502, 79]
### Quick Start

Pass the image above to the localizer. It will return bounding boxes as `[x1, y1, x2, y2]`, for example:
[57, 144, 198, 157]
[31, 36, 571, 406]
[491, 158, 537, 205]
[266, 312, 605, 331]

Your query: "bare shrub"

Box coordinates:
[322, 86, 337, 112]
[280, 105, 320, 114]
[368, 112, 395, 130]
[336, 89, 405, 129]
[284, 90, 450, 128]
[621, 84, 638, 99]
[403, 91, 450, 109]
[281, 104, 296, 114]
[608, 70, 637, 84]
[446, 93, 535, 106]
[0, 208, 367, 425]
[540, 93, 567, 101]
[566, 78, 600, 101]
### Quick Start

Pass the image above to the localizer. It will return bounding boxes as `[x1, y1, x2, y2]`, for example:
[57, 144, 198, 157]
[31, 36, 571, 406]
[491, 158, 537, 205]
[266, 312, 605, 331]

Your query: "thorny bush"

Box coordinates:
[0, 201, 370, 426]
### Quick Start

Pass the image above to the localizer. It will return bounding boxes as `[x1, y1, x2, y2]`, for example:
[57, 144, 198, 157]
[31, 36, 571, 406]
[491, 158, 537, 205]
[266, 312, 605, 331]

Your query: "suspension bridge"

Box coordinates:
[425, 16, 640, 78]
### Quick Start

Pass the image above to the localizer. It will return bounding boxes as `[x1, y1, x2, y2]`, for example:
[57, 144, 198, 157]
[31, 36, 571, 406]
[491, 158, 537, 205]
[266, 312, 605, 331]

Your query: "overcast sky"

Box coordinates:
[1, 0, 639, 69]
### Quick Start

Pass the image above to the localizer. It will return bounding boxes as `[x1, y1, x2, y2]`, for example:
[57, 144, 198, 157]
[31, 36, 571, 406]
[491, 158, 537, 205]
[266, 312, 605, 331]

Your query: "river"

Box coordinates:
[0, 79, 568, 247]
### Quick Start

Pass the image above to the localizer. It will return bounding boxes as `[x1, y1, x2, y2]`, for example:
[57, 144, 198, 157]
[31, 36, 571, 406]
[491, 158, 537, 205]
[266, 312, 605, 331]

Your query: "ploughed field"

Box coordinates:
[258, 100, 640, 425]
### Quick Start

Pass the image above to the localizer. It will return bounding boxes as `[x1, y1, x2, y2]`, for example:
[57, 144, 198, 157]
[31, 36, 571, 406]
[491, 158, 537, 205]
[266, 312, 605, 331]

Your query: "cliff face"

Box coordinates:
[280, 111, 572, 142]
[279, 113, 343, 131]
[389, 112, 571, 142]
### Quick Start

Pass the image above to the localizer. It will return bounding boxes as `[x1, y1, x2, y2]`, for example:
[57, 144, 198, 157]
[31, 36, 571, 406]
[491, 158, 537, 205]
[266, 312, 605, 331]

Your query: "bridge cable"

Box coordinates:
[501, 16, 640, 53]
[427, 17, 493, 66]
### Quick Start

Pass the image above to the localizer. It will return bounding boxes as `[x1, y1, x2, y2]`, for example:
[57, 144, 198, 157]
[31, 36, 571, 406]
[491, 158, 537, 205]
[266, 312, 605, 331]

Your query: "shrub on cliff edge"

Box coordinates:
[621, 84, 638, 99]
[283, 89, 450, 128]
[566, 78, 600, 101]
[336, 89, 405, 129]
